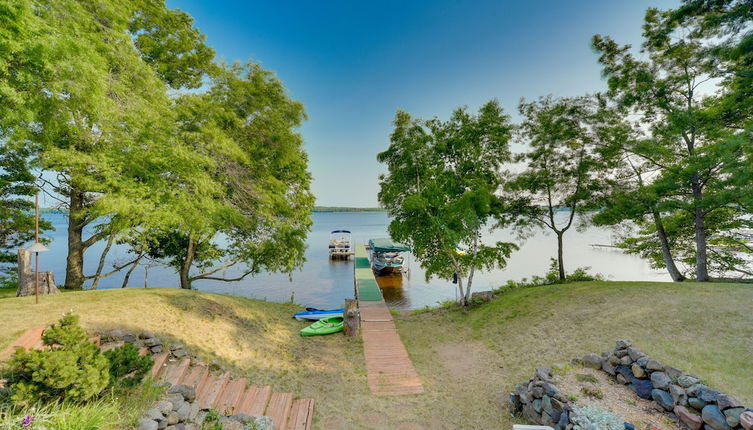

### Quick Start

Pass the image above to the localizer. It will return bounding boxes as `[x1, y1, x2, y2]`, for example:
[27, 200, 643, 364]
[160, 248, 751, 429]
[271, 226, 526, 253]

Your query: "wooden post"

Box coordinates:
[343, 299, 359, 337]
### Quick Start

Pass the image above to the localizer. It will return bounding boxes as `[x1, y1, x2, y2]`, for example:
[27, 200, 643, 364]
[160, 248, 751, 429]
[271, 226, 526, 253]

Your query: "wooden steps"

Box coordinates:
[214, 377, 246, 415]
[149, 352, 169, 378]
[162, 358, 191, 385]
[237, 385, 272, 416]
[265, 392, 293, 430]
[288, 399, 315, 430]
[181, 365, 209, 388]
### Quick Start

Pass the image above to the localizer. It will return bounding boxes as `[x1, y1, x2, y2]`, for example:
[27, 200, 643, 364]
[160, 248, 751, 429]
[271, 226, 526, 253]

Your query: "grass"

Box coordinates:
[0, 281, 751, 429]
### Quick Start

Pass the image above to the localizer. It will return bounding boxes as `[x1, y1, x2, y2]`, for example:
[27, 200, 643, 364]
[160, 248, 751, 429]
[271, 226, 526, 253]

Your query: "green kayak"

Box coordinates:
[300, 316, 344, 337]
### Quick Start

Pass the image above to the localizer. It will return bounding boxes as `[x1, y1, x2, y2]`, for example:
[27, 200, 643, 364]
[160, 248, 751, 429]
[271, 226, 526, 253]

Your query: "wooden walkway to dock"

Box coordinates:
[355, 245, 424, 396]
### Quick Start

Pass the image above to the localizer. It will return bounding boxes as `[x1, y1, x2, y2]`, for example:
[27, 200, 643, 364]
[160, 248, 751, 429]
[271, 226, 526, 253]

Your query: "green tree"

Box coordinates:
[378, 101, 518, 307]
[0, 0, 216, 290]
[507, 95, 614, 281]
[145, 62, 314, 289]
[592, 8, 751, 281]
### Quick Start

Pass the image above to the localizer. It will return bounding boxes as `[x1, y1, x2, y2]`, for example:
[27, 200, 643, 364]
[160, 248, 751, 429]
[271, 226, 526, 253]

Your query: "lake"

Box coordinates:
[37, 211, 669, 310]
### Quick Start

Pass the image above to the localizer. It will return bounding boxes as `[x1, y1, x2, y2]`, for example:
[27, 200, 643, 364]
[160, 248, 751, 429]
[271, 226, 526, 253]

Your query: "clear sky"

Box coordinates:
[168, 0, 679, 207]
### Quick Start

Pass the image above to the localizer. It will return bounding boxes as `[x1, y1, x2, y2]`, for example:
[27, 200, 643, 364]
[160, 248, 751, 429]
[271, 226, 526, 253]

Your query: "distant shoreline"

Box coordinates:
[313, 206, 386, 213]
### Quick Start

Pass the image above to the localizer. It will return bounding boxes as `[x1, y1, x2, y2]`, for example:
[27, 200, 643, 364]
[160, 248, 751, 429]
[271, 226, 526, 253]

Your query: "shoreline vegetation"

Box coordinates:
[38, 206, 388, 214]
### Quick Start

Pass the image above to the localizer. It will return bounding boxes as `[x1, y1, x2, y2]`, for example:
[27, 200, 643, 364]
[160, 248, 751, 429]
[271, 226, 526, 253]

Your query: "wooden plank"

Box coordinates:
[265, 392, 293, 430]
[149, 352, 169, 378]
[181, 365, 209, 388]
[198, 372, 230, 410]
[163, 358, 190, 386]
[288, 399, 314, 430]
[237, 385, 272, 416]
[214, 378, 246, 415]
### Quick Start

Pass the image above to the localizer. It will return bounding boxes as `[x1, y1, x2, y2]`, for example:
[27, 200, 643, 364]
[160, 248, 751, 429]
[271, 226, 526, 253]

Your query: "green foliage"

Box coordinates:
[104, 344, 153, 388]
[201, 409, 223, 430]
[5, 314, 109, 405]
[378, 100, 518, 306]
[575, 374, 599, 384]
[494, 259, 602, 294]
[0, 398, 120, 430]
[570, 404, 623, 430]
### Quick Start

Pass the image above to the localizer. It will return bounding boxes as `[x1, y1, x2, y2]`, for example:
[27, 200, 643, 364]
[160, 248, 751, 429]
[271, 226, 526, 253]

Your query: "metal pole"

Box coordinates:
[35, 192, 39, 304]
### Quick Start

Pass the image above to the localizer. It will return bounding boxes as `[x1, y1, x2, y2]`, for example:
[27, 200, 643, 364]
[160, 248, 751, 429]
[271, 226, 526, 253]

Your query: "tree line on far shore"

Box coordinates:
[378, 0, 753, 306]
[0, 0, 313, 290]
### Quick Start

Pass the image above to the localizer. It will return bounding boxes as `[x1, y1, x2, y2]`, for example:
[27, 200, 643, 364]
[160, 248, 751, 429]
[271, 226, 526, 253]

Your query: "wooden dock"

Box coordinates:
[354, 245, 424, 396]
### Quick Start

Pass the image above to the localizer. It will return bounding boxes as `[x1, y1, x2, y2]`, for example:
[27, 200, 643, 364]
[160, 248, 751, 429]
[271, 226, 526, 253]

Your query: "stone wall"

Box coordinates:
[509, 340, 753, 430]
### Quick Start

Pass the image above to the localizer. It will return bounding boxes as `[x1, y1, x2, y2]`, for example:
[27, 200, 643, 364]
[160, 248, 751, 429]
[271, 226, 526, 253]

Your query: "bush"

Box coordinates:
[5, 314, 110, 405]
[104, 343, 153, 388]
[493, 259, 603, 294]
[0, 398, 120, 430]
[570, 404, 623, 430]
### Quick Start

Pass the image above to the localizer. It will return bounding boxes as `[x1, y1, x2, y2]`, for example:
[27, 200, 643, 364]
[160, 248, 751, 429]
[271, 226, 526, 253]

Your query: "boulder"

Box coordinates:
[674, 406, 703, 430]
[646, 359, 663, 371]
[724, 408, 744, 427]
[629, 376, 654, 400]
[582, 353, 602, 370]
[627, 347, 644, 361]
[697, 386, 720, 403]
[617, 374, 628, 385]
[155, 400, 173, 416]
[608, 354, 621, 366]
[702, 404, 733, 430]
[139, 331, 155, 339]
[670, 384, 688, 406]
[688, 397, 707, 410]
[602, 360, 616, 376]
[109, 329, 126, 340]
[541, 395, 553, 415]
[471, 290, 495, 302]
[631, 363, 646, 379]
[533, 398, 542, 413]
[144, 337, 162, 347]
[615, 339, 632, 349]
[535, 367, 552, 381]
[138, 419, 159, 430]
[143, 408, 164, 421]
[650, 372, 671, 390]
[168, 385, 196, 402]
[176, 402, 191, 421]
[664, 365, 683, 380]
[167, 411, 179, 425]
[716, 394, 743, 411]
[619, 355, 632, 366]
[249, 416, 274, 430]
[615, 348, 629, 358]
[122, 333, 138, 343]
[740, 411, 753, 430]
[652, 389, 674, 411]
[509, 393, 522, 411]
[678, 375, 700, 388]
[636, 356, 650, 368]
[532, 386, 544, 399]
[150, 345, 163, 354]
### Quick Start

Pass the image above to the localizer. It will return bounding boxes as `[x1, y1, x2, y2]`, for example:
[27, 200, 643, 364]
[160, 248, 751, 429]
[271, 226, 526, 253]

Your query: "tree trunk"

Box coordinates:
[556, 232, 565, 281]
[464, 264, 475, 304]
[179, 233, 196, 289]
[91, 231, 115, 290]
[691, 180, 709, 281]
[16, 248, 59, 296]
[65, 189, 86, 289]
[343, 299, 359, 337]
[651, 209, 685, 282]
[121, 255, 142, 288]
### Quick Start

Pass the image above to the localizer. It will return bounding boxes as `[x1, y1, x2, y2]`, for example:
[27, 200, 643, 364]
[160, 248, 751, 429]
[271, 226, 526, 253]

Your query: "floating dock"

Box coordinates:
[354, 244, 424, 396]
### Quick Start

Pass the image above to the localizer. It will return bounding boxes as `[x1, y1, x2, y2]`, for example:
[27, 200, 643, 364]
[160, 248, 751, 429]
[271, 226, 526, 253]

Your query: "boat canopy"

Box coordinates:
[331, 230, 351, 234]
[369, 238, 410, 253]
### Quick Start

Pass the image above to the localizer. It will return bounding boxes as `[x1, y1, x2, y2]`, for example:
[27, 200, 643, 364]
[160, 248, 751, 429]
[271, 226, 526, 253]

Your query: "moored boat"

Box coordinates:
[329, 230, 353, 259]
[368, 238, 410, 276]
[300, 317, 344, 336]
[293, 308, 345, 321]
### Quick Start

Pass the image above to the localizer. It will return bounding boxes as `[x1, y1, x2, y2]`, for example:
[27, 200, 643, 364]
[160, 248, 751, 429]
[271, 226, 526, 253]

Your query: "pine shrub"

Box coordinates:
[104, 343, 153, 388]
[5, 314, 110, 405]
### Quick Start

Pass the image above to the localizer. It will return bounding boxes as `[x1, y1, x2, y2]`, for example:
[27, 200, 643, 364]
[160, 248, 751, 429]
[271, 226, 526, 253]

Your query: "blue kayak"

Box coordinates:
[293, 308, 345, 321]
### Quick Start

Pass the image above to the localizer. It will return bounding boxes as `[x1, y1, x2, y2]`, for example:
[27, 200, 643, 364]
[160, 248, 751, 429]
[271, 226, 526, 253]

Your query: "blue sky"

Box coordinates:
[169, 0, 679, 207]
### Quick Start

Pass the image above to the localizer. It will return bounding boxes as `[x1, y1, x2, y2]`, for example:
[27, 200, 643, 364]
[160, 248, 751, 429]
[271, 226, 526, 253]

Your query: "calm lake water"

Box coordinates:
[38, 211, 669, 310]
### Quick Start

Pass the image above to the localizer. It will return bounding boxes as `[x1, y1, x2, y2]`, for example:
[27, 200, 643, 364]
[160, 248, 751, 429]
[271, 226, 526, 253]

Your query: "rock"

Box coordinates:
[156, 400, 173, 416]
[617, 374, 628, 384]
[150, 345, 163, 354]
[616, 365, 634, 381]
[551, 398, 565, 412]
[627, 347, 644, 361]
[582, 353, 602, 370]
[471, 290, 495, 302]
[602, 360, 617, 376]
[615, 348, 629, 358]
[536, 367, 552, 380]
[678, 375, 701, 388]
[664, 366, 683, 380]
[702, 404, 733, 430]
[570, 357, 583, 366]
[509, 393, 522, 411]
[624, 422, 635, 430]
[740, 411, 753, 430]
[557, 410, 569, 430]
[250, 416, 274, 430]
[188, 402, 200, 421]
[650, 372, 671, 390]
[165, 393, 184, 406]
[172, 349, 187, 358]
[697, 386, 720, 403]
[144, 408, 164, 421]
[542, 395, 553, 415]
[122, 333, 138, 343]
[636, 356, 650, 368]
[652, 389, 674, 411]
[532, 386, 544, 399]
[629, 376, 654, 400]
[109, 329, 126, 340]
[608, 354, 621, 366]
[619, 355, 632, 366]
[176, 402, 191, 421]
[675, 406, 703, 430]
[144, 337, 162, 347]
[716, 394, 743, 411]
[616, 339, 632, 349]
[631, 363, 646, 379]
[646, 359, 663, 371]
[168, 384, 197, 402]
[724, 408, 744, 427]
[533, 398, 542, 413]
[157, 418, 168, 430]
[138, 419, 159, 430]
[670, 384, 688, 406]
[688, 397, 707, 410]
[139, 331, 155, 339]
[167, 411, 179, 425]
[543, 383, 558, 397]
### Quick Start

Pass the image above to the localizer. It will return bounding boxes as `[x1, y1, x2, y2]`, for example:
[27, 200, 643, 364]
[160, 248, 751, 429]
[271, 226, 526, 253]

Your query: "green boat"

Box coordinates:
[300, 316, 344, 337]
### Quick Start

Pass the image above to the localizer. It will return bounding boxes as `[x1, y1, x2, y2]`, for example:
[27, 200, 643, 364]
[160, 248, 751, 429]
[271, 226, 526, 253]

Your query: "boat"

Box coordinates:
[300, 317, 344, 336]
[329, 230, 353, 259]
[293, 308, 344, 321]
[368, 238, 410, 275]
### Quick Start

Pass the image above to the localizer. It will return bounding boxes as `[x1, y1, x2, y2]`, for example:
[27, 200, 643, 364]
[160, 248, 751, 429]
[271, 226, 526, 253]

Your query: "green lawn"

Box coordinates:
[0, 281, 750, 429]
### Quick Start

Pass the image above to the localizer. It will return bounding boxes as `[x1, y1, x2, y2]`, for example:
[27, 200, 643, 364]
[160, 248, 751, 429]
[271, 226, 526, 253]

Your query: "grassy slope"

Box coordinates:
[0, 282, 750, 429]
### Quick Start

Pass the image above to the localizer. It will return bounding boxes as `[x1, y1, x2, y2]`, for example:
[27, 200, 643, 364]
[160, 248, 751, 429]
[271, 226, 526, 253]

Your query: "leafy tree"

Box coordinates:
[0, 0, 215, 290]
[378, 101, 517, 307]
[144, 62, 314, 289]
[592, 8, 751, 281]
[507, 95, 615, 281]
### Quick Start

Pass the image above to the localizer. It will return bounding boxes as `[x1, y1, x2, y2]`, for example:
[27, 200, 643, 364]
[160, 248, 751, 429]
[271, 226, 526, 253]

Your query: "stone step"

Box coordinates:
[149, 352, 169, 379]
[197, 372, 230, 410]
[163, 358, 191, 386]
[265, 392, 293, 430]
[181, 365, 209, 388]
[214, 377, 247, 415]
[287, 399, 315, 430]
[236, 385, 272, 416]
